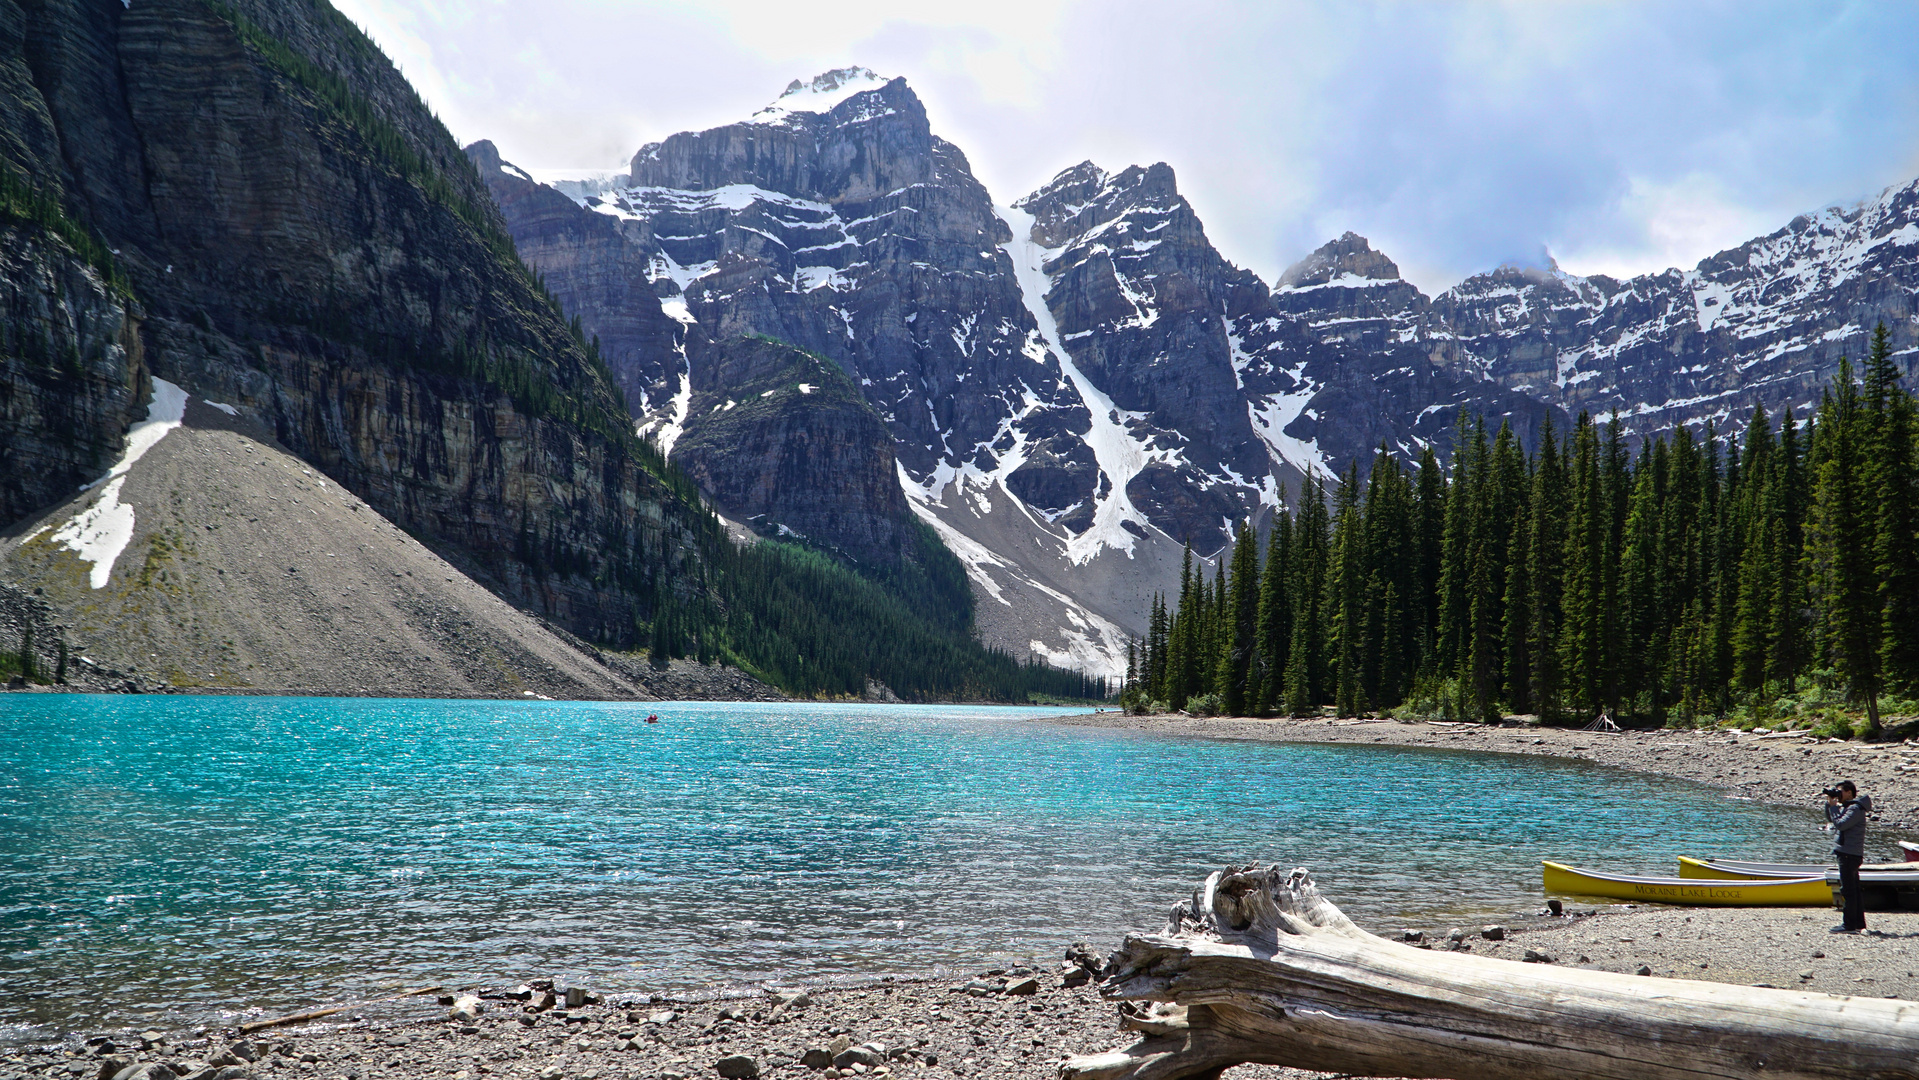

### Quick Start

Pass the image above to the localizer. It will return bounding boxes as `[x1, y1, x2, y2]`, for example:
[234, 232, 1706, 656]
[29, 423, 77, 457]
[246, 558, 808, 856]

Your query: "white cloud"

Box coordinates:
[338, 0, 1919, 295]
[1557, 175, 1783, 281]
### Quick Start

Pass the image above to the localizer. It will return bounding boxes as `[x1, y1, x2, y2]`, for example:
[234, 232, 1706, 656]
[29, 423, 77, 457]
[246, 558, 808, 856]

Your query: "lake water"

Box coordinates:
[0, 696, 1832, 1038]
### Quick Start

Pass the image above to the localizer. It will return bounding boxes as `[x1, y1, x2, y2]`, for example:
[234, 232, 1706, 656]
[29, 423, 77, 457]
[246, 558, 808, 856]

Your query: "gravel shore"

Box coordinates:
[0, 972, 1331, 1080]
[11, 713, 1916, 1080]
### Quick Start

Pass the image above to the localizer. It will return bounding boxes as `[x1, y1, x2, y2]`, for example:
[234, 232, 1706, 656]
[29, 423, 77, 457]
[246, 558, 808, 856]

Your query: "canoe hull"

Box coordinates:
[1543, 861, 1833, 907]
[1677, 856, 1825, 880]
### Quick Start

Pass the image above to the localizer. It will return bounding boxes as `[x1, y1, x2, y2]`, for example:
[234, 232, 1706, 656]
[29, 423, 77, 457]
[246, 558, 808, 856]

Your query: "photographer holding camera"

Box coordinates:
[1824, 780, 1871, 933]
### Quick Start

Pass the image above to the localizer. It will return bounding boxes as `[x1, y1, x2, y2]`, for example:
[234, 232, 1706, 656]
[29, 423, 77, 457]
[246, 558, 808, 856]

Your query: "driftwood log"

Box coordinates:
[1061, 864, 1919, 1080]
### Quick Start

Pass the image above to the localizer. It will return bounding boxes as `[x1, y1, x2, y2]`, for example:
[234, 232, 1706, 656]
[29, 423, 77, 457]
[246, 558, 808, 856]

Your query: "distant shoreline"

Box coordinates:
[1045, 711, 1919, 835]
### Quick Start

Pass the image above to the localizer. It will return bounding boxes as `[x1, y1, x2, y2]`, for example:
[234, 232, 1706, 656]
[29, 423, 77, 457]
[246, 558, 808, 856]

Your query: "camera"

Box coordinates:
[1821, 787, 1846, 800]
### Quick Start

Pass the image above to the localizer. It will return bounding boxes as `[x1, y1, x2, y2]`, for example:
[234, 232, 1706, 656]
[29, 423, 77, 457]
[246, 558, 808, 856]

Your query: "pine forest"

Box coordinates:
[1123, 324, 1919, 736]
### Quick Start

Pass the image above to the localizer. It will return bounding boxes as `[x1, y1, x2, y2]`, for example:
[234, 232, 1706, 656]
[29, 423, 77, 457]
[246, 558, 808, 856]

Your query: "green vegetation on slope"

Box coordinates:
[0, 168, 128, 295]
[651, 523, 1107, 703]
[1128, 323, 1919, 735]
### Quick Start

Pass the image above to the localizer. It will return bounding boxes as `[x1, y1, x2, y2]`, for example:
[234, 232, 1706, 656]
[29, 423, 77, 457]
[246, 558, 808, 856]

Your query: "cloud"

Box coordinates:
[339, 0, 1919, 292]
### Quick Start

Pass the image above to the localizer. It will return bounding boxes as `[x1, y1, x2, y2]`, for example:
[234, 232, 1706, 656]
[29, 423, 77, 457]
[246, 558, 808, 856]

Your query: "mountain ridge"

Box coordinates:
[480, 65, 1916, 680]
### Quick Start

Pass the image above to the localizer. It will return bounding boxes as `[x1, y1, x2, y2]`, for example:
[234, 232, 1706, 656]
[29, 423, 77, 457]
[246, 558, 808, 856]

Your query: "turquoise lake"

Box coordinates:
[0, 696, 1832, 1038]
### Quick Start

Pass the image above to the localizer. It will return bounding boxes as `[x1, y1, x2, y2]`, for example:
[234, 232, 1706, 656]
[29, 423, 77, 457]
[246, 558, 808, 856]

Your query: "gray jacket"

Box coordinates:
[1827, 795, 1872, 857]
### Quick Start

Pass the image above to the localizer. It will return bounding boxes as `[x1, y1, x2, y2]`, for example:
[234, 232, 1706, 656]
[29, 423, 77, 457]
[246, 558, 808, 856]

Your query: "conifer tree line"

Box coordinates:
[1123, 323, 1919, 735]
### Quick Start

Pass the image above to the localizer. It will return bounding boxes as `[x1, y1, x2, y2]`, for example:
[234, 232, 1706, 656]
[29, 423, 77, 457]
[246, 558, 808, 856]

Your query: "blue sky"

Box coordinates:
[337, 0, 1919, 292]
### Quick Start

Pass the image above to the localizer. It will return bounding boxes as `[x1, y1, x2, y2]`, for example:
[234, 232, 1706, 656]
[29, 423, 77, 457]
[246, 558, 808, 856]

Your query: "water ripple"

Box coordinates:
[0, 696, 1828, 1034]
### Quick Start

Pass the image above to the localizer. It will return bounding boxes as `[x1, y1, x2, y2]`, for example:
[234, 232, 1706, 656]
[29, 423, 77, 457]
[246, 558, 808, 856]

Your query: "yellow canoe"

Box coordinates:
[1543, 861, 1834, 907]
[1678, 856, 1919, 879]
[1678, 856, 1824, 880]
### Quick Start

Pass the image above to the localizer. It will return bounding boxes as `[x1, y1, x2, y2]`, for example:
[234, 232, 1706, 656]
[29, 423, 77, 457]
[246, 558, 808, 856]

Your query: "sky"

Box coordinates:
[334, 0, 1919, 293]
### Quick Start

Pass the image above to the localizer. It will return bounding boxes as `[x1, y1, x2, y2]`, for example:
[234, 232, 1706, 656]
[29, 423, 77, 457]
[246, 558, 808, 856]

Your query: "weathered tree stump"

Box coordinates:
[1061, 864, 1919, 1080]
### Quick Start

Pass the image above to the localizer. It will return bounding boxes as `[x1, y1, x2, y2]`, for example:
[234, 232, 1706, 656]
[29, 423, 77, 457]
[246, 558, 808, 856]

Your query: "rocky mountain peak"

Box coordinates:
[627, 70, 930, 202]
[466, 138, 504, 172]
[1016, 160, 1190, 250]
[752, 67, 890, 126]
[1276, 231, 1402, 289]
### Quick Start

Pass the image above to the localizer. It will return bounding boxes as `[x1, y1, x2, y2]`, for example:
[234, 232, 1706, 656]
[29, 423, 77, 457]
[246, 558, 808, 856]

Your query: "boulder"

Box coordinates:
[833, 1043, 885, 1070]
[713, 1055, 760, 1079]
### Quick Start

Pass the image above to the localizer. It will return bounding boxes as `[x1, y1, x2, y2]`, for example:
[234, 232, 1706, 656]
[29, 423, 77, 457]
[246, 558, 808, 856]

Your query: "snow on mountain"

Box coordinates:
[748, 67, 891, 127]
[1436, 177, 1919, 436]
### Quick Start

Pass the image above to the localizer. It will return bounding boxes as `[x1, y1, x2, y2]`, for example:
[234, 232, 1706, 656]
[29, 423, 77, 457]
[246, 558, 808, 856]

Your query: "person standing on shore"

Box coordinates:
[1825, 780, 1871, 933]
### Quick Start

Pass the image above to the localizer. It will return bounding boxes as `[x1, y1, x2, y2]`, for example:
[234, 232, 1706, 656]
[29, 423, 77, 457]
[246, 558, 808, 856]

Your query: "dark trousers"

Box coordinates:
[1838, 852, 1866, 930]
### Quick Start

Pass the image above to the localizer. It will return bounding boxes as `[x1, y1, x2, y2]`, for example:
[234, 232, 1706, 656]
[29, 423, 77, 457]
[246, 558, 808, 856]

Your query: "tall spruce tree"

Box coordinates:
[1166, 545, 1196, 710]
[1328, 466, 1366, 716]
[1526, 418, 1567, 718]
[1732, 406, 1777, 693]
[1559, 414, 1608, 720]
[1285, 475, 1331, 714]
[1218, 522, 1260, 714]
[1865, 323, 1919, 696]
[1808, 359, 1883, 733]
[1254, 510, 1293, 714]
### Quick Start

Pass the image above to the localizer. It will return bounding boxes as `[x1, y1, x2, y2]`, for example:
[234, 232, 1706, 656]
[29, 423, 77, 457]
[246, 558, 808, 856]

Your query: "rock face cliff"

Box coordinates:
[1010, 164, 1560, 542]
[465, 139, 685, 428]
[670, 336, 910, 565]
[0, 0, 709, 650]
[0, 0, 147, 528]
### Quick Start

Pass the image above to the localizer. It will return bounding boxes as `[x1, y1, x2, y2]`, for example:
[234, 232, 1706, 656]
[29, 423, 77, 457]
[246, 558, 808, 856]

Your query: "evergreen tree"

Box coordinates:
[1413, 445, 1447, 666]
[1328, 466, 1366, 715]
[1866, 323, 1919, 695]
[1808, 358, 1883, 733]
[1254, 510, 1293, 714]
[1560, 414, 1608, 720]
[1732, 406, 1777, 693]
[1166, 545, 1196, 710]
[1770, 409, 1809, 690]
[1363, 448, 1417, 707]
[1285, 475, 1331, 714]
[1526, 418, 1566, 719]
[1218, 522, 1261, 714]
[1436, 413, 1477, 676]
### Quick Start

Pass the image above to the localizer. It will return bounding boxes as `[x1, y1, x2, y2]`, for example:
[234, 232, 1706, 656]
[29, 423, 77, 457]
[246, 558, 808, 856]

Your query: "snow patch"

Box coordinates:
[748, 67, 889, 127]
[51, 379, 188, 589]
[1247, 379, 1331, 481]
[996, 204, 1160, 564]
[643, 341, 694, 458]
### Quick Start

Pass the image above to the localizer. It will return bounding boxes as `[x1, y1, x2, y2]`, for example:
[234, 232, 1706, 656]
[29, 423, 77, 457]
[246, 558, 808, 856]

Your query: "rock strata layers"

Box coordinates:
[0, 0, 715, 656]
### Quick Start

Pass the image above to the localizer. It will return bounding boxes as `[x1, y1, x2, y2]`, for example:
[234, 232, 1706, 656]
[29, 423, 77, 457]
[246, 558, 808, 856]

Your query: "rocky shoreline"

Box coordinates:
[14, 903, 1916, 1080]
[10, 712, 1918, 1080]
